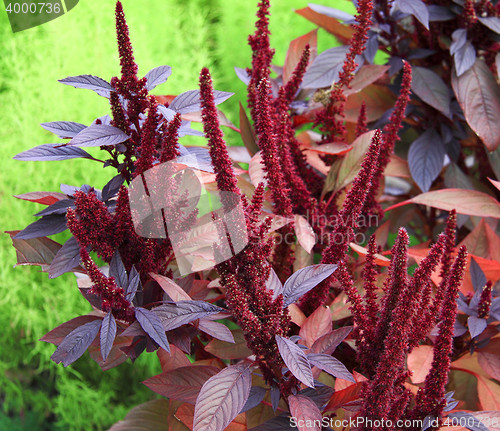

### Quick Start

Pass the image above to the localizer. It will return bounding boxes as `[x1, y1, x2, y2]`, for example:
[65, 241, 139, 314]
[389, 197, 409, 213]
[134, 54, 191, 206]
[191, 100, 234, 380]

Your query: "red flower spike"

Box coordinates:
[281, 44, 311, 105]
[362, 61, 412, 217]
[255, 78, 293, 217]
[300, 130, 382, 314]
[199, 68, 240, 197]
[134, 97, 159, 177]
[324, 129, 383, 265]
[247, 0, 275, 120]
[79, 246, 134, 322]
[159, 113, 182, 163]
[337, 0, 374, 89]
[478, 280, 493, 318]
[66, 191, 117, 261]
[361, 234, 379, 328]
[360, 235, 444, 426]
[413, 246, 468, 419]
[115, 1, 138, 80]
[355, 101, 368, 138]
[407, 234, 447, 350]
[366, 228, 409, 375]
[410, 212, 457, 348]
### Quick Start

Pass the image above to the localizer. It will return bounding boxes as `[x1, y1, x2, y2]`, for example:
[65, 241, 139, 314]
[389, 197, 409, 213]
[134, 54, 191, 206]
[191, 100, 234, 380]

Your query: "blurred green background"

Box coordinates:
[0, 0, 351, 429]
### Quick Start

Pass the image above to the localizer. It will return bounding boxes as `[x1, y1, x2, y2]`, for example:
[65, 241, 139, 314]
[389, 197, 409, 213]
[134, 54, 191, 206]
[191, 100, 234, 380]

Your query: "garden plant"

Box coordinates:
[8, 0, 500, 430]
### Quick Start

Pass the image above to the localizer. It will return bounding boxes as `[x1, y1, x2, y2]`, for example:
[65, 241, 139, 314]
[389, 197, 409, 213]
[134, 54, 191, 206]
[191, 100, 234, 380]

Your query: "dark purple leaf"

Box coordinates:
[35, 199, 74, 217]
[407, 49, 436, 60]
[288, 394, 323, 431]
[450, 29, 467, 56]
[307, 353, 355, 382]
[282, 264, 338, 308]
[412, 67, 452, 117]
[468, 316, 487, 339]
[302, 46, 348, 89]
[311, 326, 353, 354]
[428, 5, 455, 21]
[109, 251, 128, 289]
[144, 365, 219, 404]
[193, 363, 252, 431]
[153, 301, 225, 331]
[249, 415, 295, 431]
[395, 0, 429, 29]
[446, 412, 490, 431]
[157, 104, 176, 122]
[275, 336, 314, 388]
[14, 144, 92, 161]
[408, 128, 445, 192]
[40, 121, 87, 138]
[234, 67, 251, 85]
[135, 307, 170, 352]
[271, 384, 281, 412]
[478, 17, 500, 34]
[299, 386, 335, 408]
[58, 74, 113, 97]
[266, 268, 284, 300]
[102, 175, 125, 201]
[14, 215, 67, 240]
[144, 65, 172, 91]
[454, 41, 476, 77]
[100, 311, 117, 362]
[69, 124, 130, 147]
[363, 33, 378, 63]
[470, 258, 487, 293]
[454, 320, 468, 337]
[169, 90, 233, 114]
[240, 386, 267, 413]
[48, 236, 81, 278]
[168, 325, 197, 353]
[197, 319, 235, 343]
[51, 319, 102, 366]
[126, 266, 141, 302]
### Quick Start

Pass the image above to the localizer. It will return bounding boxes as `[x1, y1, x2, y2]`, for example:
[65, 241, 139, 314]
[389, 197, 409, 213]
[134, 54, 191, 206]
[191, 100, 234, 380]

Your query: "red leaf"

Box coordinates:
[204, 329, 252, 360]
[239, 102, 258, 156]
[7, 231, 62, 268]
[344, 65, 390, 96]
[452, 58, 500, 151]
[410, 189, 500, 218]
[294, 215, 315, 255]
[407, 345, 434, 384]
[14, 191, 67, 205]
[289, 395, 322, 431]
[345, 84, 396, 122]
[477, 339, 500, 381]
[324, 382, 363, 412]
[143, 365, 220, 404]
[295, 7, 354, 43]
[299, 306, 332, 348]
[459, 219, 500, 262]
[157, 344, 191, 373]
[283, 30, 317, 84]
[108, 399, 170, 431]
[150, 273, 191, 301]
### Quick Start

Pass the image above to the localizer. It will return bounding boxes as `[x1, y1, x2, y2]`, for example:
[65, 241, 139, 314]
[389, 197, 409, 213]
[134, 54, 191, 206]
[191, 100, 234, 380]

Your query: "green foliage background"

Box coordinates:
[0, 0, 352, 429]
